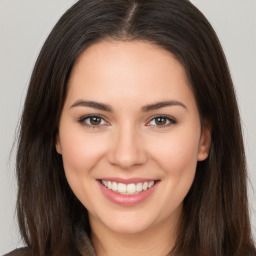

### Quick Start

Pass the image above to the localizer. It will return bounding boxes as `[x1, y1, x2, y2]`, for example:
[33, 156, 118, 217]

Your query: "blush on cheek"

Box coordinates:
[61, 134, 107, 176]
[153, 134, 199, 174]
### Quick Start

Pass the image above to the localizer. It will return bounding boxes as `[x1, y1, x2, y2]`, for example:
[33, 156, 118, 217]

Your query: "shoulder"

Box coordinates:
[3, 248, 30, 256]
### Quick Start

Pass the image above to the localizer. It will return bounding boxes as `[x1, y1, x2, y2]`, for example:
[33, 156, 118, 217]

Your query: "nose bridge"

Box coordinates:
[108, 121, 147, 169]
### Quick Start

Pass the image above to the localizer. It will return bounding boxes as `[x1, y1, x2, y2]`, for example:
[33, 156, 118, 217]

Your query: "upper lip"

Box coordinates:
[98, 177, 159, 184]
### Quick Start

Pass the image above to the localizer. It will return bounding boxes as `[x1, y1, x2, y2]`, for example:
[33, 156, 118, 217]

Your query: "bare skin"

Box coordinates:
[56, 40, 211, 256]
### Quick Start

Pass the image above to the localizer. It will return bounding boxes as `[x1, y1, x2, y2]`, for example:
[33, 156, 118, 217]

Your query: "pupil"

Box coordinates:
[156, 117, 166, 125]
[90, 117, 101, 125]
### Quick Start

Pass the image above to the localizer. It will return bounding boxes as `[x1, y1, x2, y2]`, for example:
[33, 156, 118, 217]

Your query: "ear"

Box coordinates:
[197, 122, 211, 161]
[55, 133, 62, 154]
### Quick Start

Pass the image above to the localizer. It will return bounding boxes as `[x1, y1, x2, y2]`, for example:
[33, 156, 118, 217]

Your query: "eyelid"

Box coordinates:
[145, 115, 176, 128]
[78, 114, 110, 128]
[77, 114, 176, 129]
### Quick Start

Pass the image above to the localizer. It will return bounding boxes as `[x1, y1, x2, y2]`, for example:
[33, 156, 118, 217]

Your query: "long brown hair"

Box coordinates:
[16, 0, 255, 255]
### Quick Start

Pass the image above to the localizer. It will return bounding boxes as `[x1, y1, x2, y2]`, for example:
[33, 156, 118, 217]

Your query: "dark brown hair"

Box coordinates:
[15, 0, 255, 255]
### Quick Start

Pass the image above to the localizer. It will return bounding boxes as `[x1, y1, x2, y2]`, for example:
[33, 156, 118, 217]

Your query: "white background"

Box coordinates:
[0, 0, 255, 254]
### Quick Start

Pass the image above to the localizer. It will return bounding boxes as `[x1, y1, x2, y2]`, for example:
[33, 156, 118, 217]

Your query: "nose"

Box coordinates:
[107, 124, 148, 169]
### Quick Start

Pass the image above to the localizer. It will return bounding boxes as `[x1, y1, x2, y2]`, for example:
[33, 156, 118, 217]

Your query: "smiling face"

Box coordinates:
[56, 41, 211, 236]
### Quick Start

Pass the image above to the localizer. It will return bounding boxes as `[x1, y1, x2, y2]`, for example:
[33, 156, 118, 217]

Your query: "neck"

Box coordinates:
[90, 215, 179, 256]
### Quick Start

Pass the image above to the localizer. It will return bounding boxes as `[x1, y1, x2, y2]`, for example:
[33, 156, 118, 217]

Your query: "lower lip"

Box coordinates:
[98, 180, 158, 206]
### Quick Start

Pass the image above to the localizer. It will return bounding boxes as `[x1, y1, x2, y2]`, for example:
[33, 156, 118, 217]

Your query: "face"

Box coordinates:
[56, 41, 211, 235]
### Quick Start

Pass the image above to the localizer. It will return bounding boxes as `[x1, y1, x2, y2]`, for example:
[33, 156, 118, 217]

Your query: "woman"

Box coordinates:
[5, 0, 256, 255]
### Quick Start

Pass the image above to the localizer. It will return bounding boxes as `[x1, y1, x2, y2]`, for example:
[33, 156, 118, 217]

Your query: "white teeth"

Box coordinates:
[136, 183, 143, 192]
[117, 183, 126, 194]
[101, 180, 156, 195]
[142, 182, 148, 190]
[107, 181, 112, 190]
[112, 182, 118, 191]
[148, 181, 154, 188]
[127, 184, 136, 195]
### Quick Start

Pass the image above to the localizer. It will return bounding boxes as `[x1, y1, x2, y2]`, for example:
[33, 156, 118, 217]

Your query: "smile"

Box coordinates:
[101, 180, 155, 195]
[98, 178, 159, 206]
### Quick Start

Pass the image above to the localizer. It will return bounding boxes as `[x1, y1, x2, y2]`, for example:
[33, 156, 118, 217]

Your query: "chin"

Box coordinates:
[105, 218, 155, 234]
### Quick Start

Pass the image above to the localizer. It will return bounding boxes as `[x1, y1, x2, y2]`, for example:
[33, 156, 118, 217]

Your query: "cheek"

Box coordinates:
[147, 128, 200, 217]
[149, 127, 200, 177]
[59, 129, 107, 177]
[59, 128, 109, 212]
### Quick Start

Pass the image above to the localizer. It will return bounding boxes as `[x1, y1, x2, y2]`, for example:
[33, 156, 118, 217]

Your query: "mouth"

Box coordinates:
[100, 179, 159, 195]
[97, 178, 160, 206]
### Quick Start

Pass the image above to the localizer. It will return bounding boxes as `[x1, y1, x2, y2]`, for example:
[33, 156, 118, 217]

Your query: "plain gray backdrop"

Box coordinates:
[0, 0, 255, 254]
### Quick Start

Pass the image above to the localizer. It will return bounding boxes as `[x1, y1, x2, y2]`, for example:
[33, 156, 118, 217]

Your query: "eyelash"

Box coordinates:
[78, 114, 176, 129]
[78, 114, 109, 129]
[146, 115, 176, 128]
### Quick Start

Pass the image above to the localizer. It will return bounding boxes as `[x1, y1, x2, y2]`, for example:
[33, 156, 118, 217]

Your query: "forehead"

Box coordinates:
[66, 40, 195, 109]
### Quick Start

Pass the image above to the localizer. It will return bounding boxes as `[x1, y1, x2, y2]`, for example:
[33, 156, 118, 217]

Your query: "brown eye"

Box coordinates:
[155, 117, 168, 125]
[89, 116, 102, 125]
[147, 115, 176, 127]
[79, 115, 107, 127]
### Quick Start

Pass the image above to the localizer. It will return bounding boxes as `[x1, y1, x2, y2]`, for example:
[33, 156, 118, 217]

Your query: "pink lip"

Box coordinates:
[97, 179, 159, 206]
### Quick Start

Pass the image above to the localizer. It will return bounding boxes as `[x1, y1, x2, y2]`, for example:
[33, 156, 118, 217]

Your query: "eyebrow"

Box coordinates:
[70, 99, 187, 112]
[141, 100, 187, 112]
[70, 100, 113, 112]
